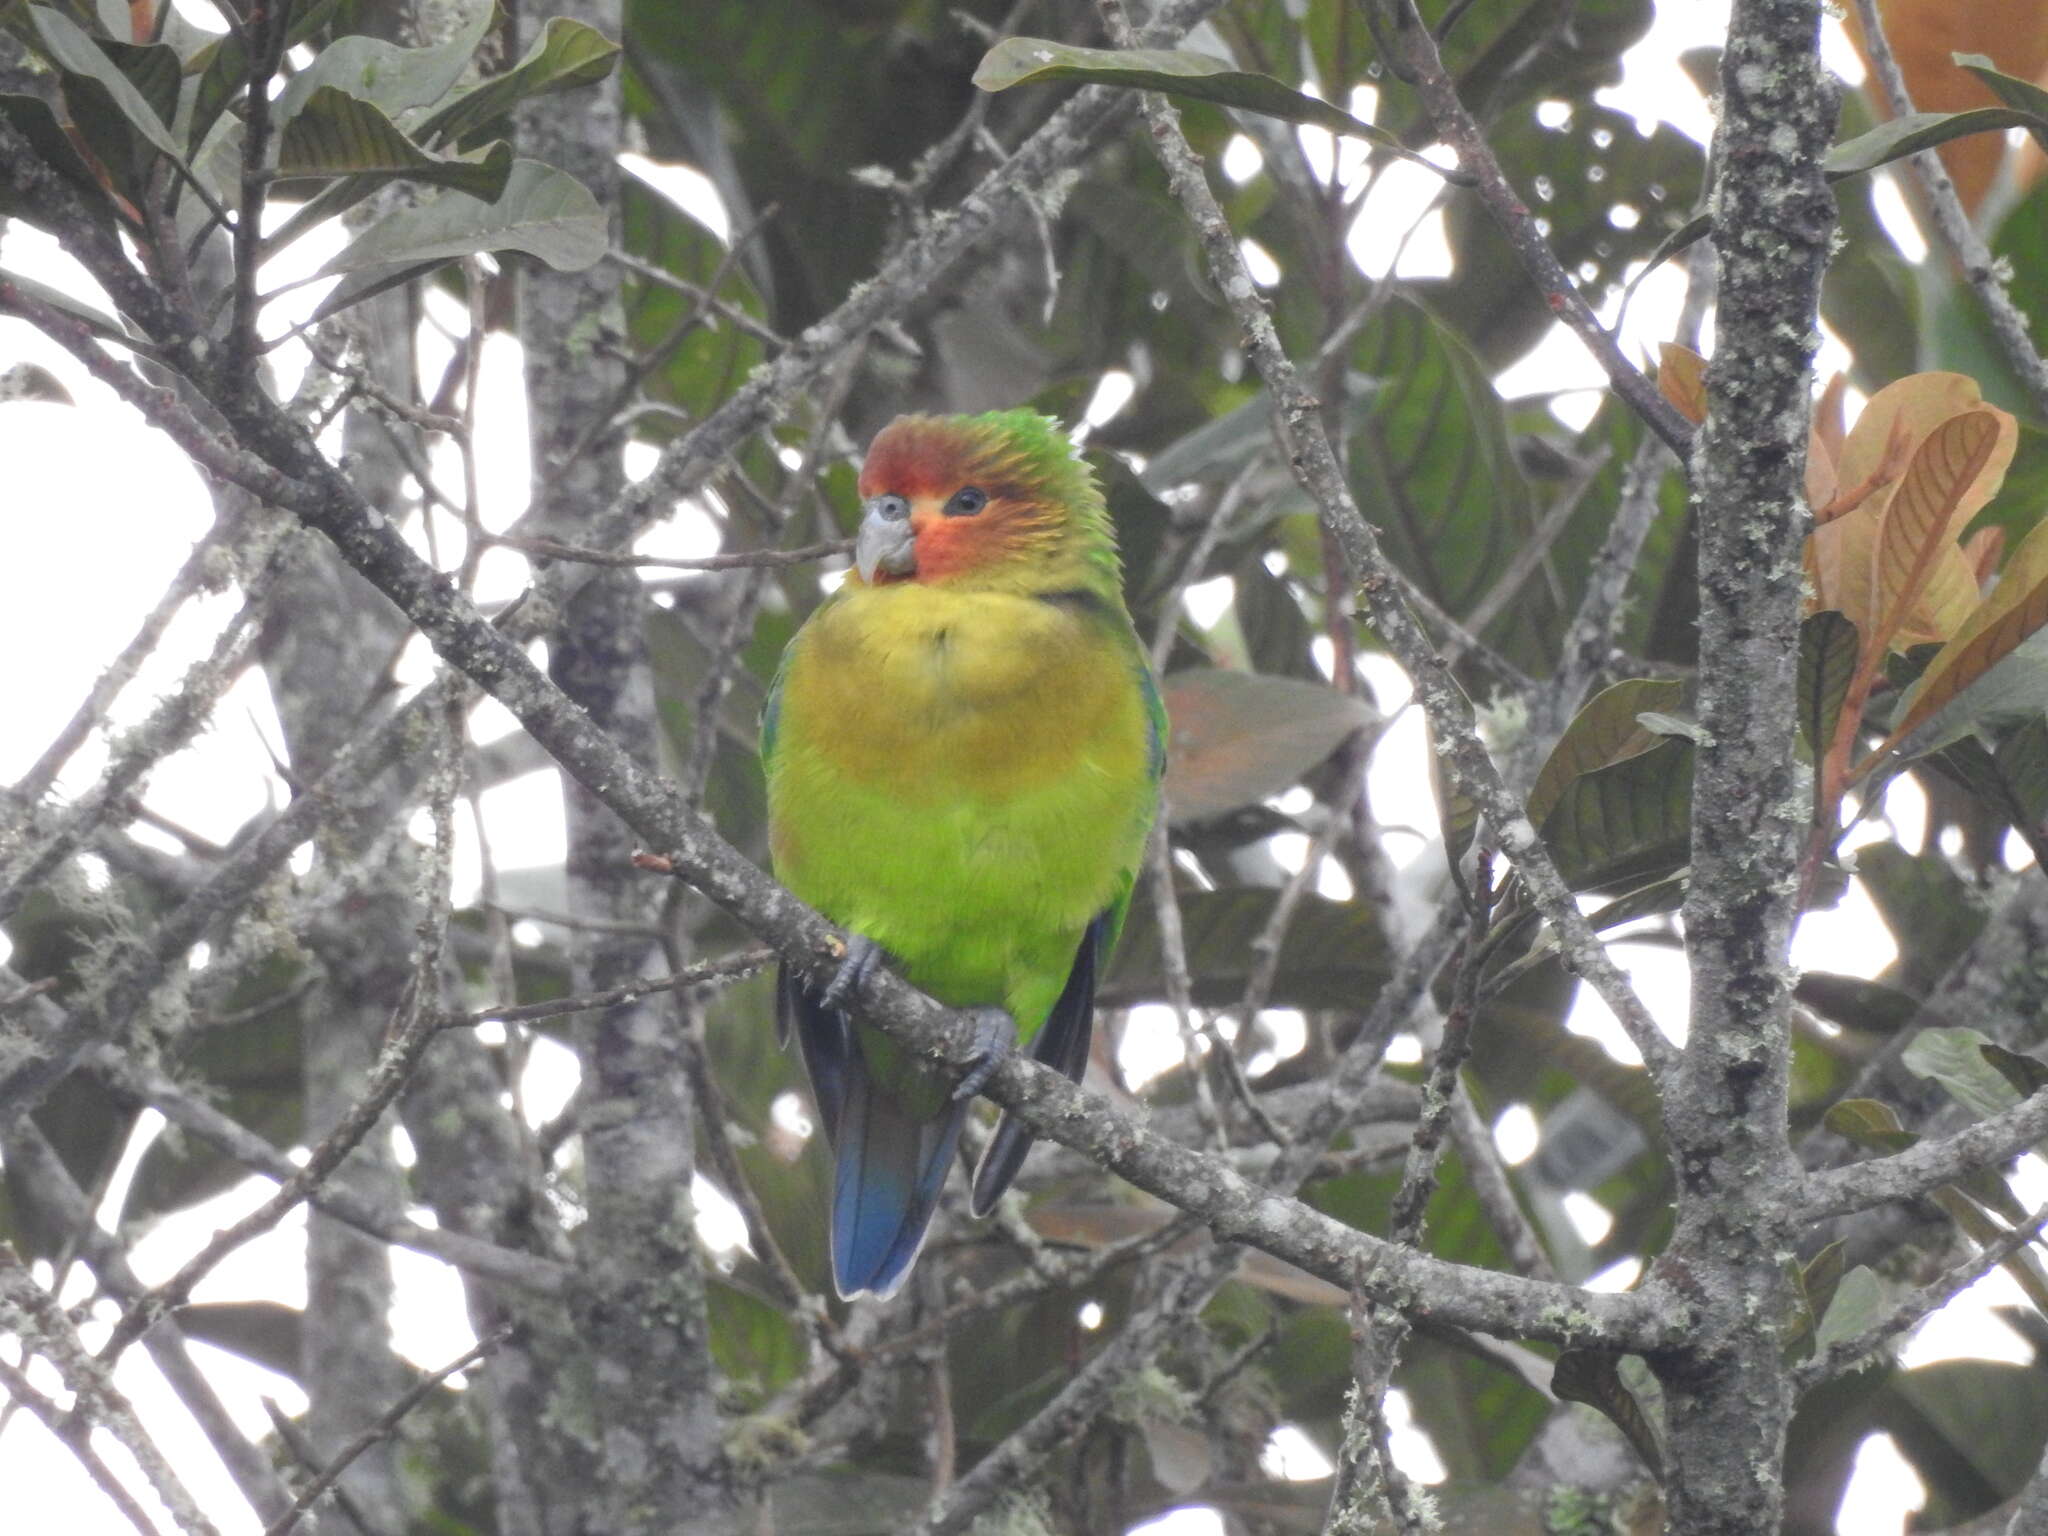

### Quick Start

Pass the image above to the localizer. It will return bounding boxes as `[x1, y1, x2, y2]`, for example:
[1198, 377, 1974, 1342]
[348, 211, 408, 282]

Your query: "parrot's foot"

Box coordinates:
[952, 1009, 1016, 1102]
[821, 933, 884, 1011]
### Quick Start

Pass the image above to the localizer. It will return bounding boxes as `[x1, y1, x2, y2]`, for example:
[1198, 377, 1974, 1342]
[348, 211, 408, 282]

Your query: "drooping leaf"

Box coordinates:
[1904, 1025, 2027, 1122]
[1552, 1350, 1664, 1476]
[1628, 105, 2048, 294]
[1799, 611, 1861, 758]
[174, 1300, 303, 1381]
[1796, 971, 1923, 1034]
[1823, 1097, 1916, 1154]
[1823, 107, 2048, 179]
[313, 157, 605, 316]
[414, 16, 621, 151]
[0, 266, 140, 348]
[1802, 1242, 1847, 1344]
[1814, 1265, 1887, 1351]
[1536, 734, 1693, 894]
[1886, 510, 2048, 752]
[1982, 1043, 2048, 1099]
[1657, 342, 1707, 426]
[972, 38, 1459, 180]
[1995, 717, 2048, 822]
[1105, 888, 1388, 1010]
[1856, 842, 1984, 994]
[1951, 55, 2048, 153]
[278, 86, 513, 201]
[1159, 669, 1376, 824]
[29, 6, 181, 164]
[1931, 1184, 2048, 1315]
[184, 0, 346, 153]
[1809, 374, 2014, 647]
[0, 92, 116, 226]
[272, 1, 498, 128]
[1527, 678, 1685, 830]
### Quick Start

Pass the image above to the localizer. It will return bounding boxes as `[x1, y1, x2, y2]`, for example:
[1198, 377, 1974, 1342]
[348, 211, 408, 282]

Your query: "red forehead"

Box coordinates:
[857, 417, 983, 500]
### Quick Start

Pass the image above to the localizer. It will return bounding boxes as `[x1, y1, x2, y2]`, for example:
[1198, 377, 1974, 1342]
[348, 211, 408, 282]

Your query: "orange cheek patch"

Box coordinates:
[910, 510, 1018, 581]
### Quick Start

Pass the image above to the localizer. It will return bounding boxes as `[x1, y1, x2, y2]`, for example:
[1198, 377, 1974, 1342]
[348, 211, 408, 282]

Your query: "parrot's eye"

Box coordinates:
[868, 493, 911, 522]
[944, 485, 988, 518]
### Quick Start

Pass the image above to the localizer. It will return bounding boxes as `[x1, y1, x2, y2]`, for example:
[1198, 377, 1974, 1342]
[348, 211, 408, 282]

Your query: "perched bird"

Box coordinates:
[761, 409, 1164, 1299]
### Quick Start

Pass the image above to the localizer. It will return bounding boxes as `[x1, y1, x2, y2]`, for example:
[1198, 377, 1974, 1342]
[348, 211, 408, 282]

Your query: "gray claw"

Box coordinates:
[821, 934, 884, 1011]
[952, 1008, 1016, 1102]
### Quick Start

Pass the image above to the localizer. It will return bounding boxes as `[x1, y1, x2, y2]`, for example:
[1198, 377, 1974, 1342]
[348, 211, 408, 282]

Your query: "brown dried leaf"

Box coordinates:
[1807, 375, 2016, 642]
[1160, 668, 1376, 823]
[1657, 342, 1707, 426]
[1885, 512, 2048, 750]
[1874, 410, 2004, 650]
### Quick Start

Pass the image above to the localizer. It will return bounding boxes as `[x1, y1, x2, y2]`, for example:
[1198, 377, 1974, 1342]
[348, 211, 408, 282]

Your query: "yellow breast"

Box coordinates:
[781, 583, 1145, 801]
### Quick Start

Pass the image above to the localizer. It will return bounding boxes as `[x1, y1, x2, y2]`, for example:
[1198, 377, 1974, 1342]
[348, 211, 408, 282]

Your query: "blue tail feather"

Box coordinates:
[780, 962, 966, 1299]
[831, 1075, 969, 1299]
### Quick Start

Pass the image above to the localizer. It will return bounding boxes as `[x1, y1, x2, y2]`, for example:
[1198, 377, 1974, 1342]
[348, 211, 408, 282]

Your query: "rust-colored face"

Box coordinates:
[855, 417, 1059, 584]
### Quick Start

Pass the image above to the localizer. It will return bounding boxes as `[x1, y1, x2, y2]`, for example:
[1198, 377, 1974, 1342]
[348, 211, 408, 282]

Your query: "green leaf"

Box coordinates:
[273, 1, 498, 127]
[414, 15, 621, 151]
[1626, 105, 2048, 300]
[0, 267, 140, 349]
[1346, 298, 1543, 656]
[1954, 54, 2048, 153]
[706, 1277, 805, 1400]
[1106, 888, 1388, 1010]
[1995, 718, 2048, 823]
[173, 1300, 302, 1381]
[1553, 1351, 1664, 1476]
[1795, 972, 1923, 1035]
[1530, 682, 1684, 835]
[1537, 735, 1693, 893]
[29, 5, 182, 163]
[973, 37, 1464, 182]
[1815, 1266, 1886, 1351]
[1159, 668, 1375, 824]
[317, 157, 600, 281]
[1904, 1026, 2024, 1121]
[1799, 611, 1860, 758]
[1823, 1098, 1916, 1154]
[1981, 1043, 2048, 1100]
[278, 86, 513, 201]
[1855, 843, 1983, 995]
[1801, 1241, 1847, 1343]
[185, 0, 345, 152]
[1823, 108, 2048, 180]
[0, 92, 114, 226]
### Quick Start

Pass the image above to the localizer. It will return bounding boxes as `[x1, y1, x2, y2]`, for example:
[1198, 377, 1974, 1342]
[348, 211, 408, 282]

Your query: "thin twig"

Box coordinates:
[484, 532, 853, 572]
[264, 1327, 515, 1536]
[1849, 0, 2048, 421]
[1373, 0, 1694, 456]
[438, 949, 774, 1032]
[1795, 1200, 2048, 1390]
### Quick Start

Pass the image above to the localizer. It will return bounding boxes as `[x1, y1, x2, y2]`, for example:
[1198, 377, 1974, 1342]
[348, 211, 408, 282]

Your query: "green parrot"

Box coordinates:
[761, 409, 1164, 1298]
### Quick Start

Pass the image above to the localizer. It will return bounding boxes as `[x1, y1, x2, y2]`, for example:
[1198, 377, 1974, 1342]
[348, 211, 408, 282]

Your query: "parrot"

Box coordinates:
[760, 409, 1164, 1299]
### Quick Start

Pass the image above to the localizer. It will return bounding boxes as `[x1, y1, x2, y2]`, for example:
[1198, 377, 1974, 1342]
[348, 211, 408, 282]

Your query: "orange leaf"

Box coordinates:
[1657, 342, 1707, 426]
[1883, 513, 2048, 752]
[1808, 376, 2016, 643]
[1873, 410, 2002, 652]
[1807, 372, 1848, 514]
[1964, 526, 2006, 586]
[1836, 373, 1990, 494]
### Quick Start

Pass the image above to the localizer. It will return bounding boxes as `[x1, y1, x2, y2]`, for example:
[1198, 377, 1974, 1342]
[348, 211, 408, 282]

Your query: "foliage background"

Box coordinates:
[2, 0, 2048, 1532]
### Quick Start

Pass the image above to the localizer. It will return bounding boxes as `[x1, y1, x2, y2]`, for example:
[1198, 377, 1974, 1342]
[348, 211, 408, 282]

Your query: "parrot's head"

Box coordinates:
[852, 410, 1117, 591]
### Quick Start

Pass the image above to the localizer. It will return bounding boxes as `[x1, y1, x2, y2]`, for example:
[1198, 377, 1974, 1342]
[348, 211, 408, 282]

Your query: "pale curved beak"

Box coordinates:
[855, 497, 917, 583]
